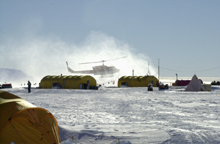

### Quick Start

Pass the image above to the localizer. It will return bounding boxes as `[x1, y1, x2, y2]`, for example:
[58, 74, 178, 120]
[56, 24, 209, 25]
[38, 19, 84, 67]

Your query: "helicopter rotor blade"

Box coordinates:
[79, 60, 106, 65]
[78, 56, 126, 65]
[105, 56, 127, 62]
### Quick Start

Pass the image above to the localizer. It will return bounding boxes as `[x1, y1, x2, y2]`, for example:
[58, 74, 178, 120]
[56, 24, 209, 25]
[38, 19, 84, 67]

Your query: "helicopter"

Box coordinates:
[66, 56, 126, 77]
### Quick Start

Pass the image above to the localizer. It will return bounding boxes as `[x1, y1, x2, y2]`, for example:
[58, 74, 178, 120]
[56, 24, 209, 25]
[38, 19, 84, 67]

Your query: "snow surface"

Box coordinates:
[2, 84, 220, 144]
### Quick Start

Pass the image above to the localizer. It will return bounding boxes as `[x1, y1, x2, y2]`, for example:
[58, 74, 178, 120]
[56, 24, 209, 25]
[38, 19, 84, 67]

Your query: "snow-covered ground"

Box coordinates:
[2, 82, 220, 144]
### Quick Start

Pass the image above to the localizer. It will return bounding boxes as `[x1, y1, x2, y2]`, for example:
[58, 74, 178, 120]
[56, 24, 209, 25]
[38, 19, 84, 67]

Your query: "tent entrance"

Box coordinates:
[80, 83, 88, 89]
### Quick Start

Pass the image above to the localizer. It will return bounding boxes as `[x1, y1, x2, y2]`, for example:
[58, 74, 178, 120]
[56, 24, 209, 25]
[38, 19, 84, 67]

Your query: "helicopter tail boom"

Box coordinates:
[66, 61, 94, 74]
[66, 61, 75, 73]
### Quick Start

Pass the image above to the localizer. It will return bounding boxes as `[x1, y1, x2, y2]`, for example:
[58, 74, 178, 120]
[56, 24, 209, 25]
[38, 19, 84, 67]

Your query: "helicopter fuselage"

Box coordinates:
[66, 61, 120, 76]
[92, 65, 120, 75]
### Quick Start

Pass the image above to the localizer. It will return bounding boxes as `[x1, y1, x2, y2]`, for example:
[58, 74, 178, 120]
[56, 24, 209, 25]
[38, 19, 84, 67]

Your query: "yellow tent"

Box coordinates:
[0, 90, 61, 144]
[40, 75, 97, 89]
[118, 75, 159, 87]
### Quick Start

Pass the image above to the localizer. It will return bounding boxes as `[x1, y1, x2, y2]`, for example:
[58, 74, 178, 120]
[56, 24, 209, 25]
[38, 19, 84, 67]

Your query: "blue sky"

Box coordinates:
[0, 0, 219, 79]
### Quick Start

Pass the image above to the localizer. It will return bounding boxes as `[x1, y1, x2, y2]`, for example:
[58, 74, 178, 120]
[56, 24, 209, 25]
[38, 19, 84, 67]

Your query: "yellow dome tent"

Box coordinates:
[40, 75, 97, 89]
[0, 90, 61, 144]
[118, 75, 159, 87]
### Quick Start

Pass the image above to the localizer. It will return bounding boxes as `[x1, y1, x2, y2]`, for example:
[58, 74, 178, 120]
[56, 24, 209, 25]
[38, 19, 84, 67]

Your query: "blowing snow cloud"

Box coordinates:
[0, 31, 157, 82]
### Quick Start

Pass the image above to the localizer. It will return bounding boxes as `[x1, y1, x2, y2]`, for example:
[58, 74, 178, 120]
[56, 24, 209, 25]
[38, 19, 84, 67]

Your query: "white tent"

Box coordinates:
[185, 75, 206, 91]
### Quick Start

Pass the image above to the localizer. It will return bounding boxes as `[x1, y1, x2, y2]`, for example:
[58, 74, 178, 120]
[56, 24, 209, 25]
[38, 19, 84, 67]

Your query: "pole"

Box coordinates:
[132, 69, 134, 79]
[148, 62, 150, 75]
[158, 59, 160, 82]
